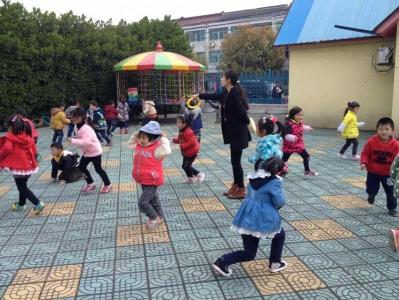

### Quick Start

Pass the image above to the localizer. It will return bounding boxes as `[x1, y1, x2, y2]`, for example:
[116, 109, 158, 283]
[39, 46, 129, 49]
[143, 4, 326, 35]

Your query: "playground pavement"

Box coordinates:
[0, 114, 398, 300]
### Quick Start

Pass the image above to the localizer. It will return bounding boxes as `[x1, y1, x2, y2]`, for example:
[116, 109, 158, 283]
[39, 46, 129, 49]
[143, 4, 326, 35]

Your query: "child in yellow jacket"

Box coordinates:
[50, 102, 70, 144]
[337, 101, 364, 160]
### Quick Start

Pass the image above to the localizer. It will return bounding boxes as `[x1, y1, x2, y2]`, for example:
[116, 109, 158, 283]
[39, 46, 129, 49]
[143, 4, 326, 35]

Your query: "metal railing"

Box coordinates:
[204, 70, 288, 104]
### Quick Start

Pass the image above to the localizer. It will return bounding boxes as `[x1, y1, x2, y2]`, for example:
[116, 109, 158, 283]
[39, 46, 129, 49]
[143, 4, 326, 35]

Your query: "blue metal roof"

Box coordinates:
[275, 0, 399, 46]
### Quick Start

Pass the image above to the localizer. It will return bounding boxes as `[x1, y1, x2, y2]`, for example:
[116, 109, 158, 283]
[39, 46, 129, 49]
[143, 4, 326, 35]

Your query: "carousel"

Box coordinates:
[113, 41, 206, 108]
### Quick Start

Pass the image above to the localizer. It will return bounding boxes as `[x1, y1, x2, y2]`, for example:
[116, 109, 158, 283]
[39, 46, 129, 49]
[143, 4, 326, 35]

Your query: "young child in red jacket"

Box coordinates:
[361, 117, 399, 217]
[129, 121, 171, 230]
[173, 115, 205, 184]
[0, 116, 45, 214]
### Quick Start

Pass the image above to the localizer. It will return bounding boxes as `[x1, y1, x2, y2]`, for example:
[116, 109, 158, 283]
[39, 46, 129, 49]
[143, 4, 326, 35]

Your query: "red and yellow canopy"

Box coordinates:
[113, 41, 206, 72]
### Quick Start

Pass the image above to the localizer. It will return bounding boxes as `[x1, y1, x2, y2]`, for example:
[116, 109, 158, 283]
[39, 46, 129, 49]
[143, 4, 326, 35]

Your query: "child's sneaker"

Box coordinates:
[212, 258, 232, 277]
[146, 217, 162, 231]
[388, 228, 399, 252]
[12, 203, 25, 212]
[270, 261, 288, 273]
[82, 183, 96, 193]
[304, 171, 318, 178]
[337, 153, 347, 159]
[33, 202, 45, 215]
[196, 173, 205, 184]
[389, 209, 398, 217]
[351, 154, 360, 160]
[184, 177, 196, 184]
[100, 185, 112, 194]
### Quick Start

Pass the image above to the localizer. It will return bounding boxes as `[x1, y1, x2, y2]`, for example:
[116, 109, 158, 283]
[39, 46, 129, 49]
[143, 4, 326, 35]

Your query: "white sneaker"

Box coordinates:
[351, 155, 360, 160]
[337, 153, 347, 159]
[196, 173, 205, 184]
[184, 177, 196, 184]
[270, 260, 288, 273]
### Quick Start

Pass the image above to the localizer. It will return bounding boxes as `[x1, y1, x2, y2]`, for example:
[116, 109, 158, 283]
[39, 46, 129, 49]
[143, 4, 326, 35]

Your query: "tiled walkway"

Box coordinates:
[0, 114, 398, 299]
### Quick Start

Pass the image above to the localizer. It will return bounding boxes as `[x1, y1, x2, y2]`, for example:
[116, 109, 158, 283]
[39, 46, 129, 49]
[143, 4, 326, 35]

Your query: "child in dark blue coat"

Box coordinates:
[213, 157, 288, 276]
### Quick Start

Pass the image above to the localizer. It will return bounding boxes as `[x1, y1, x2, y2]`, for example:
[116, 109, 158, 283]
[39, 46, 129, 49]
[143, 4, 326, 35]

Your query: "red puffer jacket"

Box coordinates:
[132, 139, 164, 186]
[0, 132, 38, 175]
[173, 126, 200, 158]
[104, 104, 118, 120]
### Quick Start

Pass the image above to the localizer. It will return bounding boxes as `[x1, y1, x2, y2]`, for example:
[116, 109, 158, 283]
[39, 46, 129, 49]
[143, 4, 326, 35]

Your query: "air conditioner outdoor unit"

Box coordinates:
[377, 47, 394, 66]
[209, 42, 216, 48]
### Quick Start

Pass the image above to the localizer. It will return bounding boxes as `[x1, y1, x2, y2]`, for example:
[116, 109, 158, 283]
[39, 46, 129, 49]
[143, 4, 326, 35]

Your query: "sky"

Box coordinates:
[18, 0, 292, 23]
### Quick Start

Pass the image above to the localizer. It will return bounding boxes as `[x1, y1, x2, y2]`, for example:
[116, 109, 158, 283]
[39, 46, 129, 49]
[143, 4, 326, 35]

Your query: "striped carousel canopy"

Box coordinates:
[113, 41, 206, 72]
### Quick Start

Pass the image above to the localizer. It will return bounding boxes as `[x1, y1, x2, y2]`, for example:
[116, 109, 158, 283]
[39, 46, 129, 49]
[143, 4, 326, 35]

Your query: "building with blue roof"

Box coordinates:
[274, 0, 399, 130]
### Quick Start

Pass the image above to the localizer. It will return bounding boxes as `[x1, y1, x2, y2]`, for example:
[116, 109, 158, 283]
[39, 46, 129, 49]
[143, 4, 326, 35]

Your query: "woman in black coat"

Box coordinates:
[198, 70, 251, 199]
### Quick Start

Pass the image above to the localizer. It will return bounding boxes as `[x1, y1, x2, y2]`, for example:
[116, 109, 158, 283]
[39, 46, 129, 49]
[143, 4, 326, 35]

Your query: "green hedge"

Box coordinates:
[0, 0, 192, 121]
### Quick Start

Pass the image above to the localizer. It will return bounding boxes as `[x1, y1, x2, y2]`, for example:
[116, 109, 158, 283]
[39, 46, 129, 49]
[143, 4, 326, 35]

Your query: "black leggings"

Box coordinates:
[14, 176, 40, 206]
[182, 156, 199, 178]
[282, 149, 310, 172]
[231, 149, 244, 188]
[78, 155, 111, 186]
[339, 138, 359, 156]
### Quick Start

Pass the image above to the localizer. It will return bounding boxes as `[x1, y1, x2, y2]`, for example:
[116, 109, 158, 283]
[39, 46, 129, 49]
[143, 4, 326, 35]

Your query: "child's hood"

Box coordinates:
[260, 134, 282, 146]
[145, 101, 155, 106]
[249, 176, 275, 190]
[5, 132, 34, 149]
[51, 108, 62, 116]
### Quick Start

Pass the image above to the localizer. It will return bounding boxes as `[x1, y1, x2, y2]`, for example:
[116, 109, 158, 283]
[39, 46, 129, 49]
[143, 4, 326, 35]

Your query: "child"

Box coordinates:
[50, 142, 83, 184]
[104, 100, 118, 136]
[389, 155, 399, 251]
[88, 100, 112, 146]
[68, 107, 112, 193]
[173, 115, 204, 184]
[142, 100, 158, 125]
[209, 101, 221, 124]
[0, 116, 45, 214]
[249, 115, 284, 164]
[65, 101, 79, 138]
[212, 157, 288, 277]
[117, 98, 130, 134]
[50, 102, 70, 144]
[282, 106, 318, 177]
[183, 97, 203, 142]
[337, 101, 365, 160]
[130, 121, 171, 230]
[361, 117, 399, 217]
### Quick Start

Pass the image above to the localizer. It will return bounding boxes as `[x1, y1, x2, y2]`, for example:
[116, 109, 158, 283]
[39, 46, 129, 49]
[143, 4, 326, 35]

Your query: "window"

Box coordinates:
[209, 27, 228, 40]
[195, 52, 206, 61]
[230, 26, 238, 34]
[187, 30, 205, 42]
[209, 50, 222, 64]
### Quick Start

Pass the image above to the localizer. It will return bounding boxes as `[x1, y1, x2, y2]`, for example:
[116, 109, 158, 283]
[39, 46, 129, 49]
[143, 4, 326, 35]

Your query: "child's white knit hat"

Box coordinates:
[140, 121, 161, 135]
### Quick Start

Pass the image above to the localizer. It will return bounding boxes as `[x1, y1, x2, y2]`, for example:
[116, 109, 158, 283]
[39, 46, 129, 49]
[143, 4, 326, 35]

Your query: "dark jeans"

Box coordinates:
[222, 229, 285, 267]
[366, 172, 397, 210]
[282, 149, 310, 172]
[340, 138, 359, 155]
[14, 176, 40, 206]
[118, 120, 128, 129]
[67, 123, 75, 138]
[95, 129, 111, 144]
[231, 149, 244, 188]
[78, 155, 111, 186]
[106, 119, 117, 135]
[182, 156, 199, 177]
[52, 129, 64, 144]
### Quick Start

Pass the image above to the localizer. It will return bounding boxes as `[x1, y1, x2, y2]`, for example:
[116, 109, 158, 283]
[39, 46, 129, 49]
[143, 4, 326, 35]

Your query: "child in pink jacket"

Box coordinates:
[68, 107, 112, 193]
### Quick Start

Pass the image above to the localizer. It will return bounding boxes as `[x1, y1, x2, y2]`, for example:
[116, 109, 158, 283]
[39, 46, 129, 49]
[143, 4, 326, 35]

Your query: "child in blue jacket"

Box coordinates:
[213, 157, 288, 276]
[88, 100, 112, 146]
[249, 115, 284, 164]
